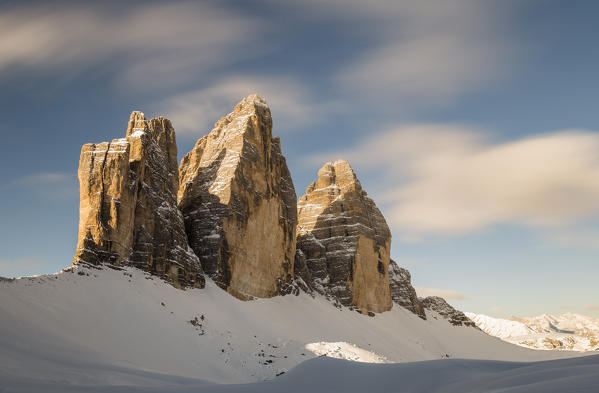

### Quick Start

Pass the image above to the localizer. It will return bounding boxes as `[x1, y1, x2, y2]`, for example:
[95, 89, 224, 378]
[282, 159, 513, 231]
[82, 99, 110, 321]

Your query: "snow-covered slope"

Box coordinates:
[466, 312, 599, 351]
[0, 266, 584, 388]
[464, 313, 535, 339]
[3, 351, 599, 393]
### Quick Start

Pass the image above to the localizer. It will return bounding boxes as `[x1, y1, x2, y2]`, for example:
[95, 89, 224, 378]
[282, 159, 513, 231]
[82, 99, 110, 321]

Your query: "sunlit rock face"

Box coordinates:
[296, 160, 392, 314]
[388, 261, 426, 319]
[73, 112, 204, 288]
[178, 95, 297, 300]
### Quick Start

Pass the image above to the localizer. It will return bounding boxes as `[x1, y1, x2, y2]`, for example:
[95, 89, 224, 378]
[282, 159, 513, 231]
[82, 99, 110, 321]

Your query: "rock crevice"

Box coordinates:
[73, 112, 203, 288]
[178, 95, 297, 300]
[296, 160, 392, 314]
[389, 260, 426, 319]
[70, 95, 471, 323]
[421, 296, 476, 327]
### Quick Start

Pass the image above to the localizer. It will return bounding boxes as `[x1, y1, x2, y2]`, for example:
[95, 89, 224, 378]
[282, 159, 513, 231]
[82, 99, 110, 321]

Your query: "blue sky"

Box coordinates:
[1, 0, 598, 318]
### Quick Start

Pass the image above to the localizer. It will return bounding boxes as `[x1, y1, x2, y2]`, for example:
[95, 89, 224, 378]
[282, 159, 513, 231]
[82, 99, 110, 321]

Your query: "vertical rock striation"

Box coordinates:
[73, 112, 203, 288]
[388, 261, 426, 319]
[296, 160, 392, 314]
[178, 95, 297, 300]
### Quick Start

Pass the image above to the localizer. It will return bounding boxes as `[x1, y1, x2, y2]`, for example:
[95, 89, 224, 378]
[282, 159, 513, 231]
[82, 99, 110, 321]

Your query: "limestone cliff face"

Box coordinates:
[178, 95, 297, 300]
[388, 261, 426, 319]
[73, 112, 203, 288]
[421, 296, 477, 327]
[296, 160, 392, 314]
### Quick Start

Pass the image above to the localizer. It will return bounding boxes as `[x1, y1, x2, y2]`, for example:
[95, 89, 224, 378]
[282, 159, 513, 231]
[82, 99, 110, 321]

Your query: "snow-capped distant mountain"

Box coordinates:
[466, 312, 599, 351]
[514, 314, 599, 336]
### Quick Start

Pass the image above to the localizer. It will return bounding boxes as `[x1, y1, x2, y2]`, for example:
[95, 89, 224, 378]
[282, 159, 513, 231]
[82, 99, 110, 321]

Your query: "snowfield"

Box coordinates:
[3, 353, 599, 393]
[0, 265, 595, 392]
[305, 341, 388, 363]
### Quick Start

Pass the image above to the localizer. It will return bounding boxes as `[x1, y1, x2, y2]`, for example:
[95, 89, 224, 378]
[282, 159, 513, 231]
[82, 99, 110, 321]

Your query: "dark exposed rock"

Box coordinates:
[296, 160, 392, 314]
[73, 112, 204, 289]
[293, 249, 312, 293]
[178, 95, 297, 300]
[388, 260, 426, 319]
[421, 296, 477, 327]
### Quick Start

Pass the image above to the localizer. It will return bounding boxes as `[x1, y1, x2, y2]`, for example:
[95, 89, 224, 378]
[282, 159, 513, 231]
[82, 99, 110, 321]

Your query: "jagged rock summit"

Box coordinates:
[296, 160, 392, 314]
[421, 296, 477, 327]
[73, 112, 203, 288]
[69, 94, 473, 323]
[178, 94, 298, 300]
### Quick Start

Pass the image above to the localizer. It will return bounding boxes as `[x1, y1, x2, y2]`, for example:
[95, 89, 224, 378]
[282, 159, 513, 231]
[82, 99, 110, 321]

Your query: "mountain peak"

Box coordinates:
[73, 113, 203, 288]
[314, 159, 361, 191]
[241, 93, 267, 105]
[178, 95, 297, 300]
[297, 159, 391, 314]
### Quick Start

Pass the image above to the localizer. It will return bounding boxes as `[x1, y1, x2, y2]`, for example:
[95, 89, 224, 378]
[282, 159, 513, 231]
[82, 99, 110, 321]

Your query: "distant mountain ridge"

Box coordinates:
[466, 312, 599, 351]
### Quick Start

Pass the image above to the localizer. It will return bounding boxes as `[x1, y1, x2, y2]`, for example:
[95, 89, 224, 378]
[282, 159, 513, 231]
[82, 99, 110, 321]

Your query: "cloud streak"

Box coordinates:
[1, 172, 77, 199]
[311, 125, 599, 236]
[0, 1, 525, 126]
[549, 228, 599, 250]
[415, 287, 467, 300]
[0, 3, 262, 89]
[0, 256, 50, 278]
[159, 76, 331, 135]
[297, 0, 518, 106]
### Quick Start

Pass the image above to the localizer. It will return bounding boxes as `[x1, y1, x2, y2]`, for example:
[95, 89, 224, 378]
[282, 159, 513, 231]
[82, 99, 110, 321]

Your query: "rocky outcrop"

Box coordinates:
[296, 160, 392, 314]
[388, 261, 426, 319]
[421, 296, 476, 327]
[73, 112, 204, 288]
[293, 249, 312, 293]
[178, 95, 297, 300]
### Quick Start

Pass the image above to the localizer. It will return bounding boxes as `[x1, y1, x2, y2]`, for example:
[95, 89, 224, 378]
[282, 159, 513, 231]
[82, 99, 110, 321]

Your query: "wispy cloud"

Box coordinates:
[1, 172, 77, 200]
[295, 0, 519, 107]
[549, 228, 599, 250]
[159, 76, 332, 135]
[0, 1, 523, 120]
[0, 256, 50, 278]
[0, 3, 262, 89]
[415, 287, 467, 300]
[3, 172, 69, 187]
[311, 126, 599, 236]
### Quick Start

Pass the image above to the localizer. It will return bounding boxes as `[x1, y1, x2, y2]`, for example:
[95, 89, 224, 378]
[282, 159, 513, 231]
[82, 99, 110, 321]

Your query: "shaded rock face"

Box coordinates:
[293, 249, 312, 293]
[73, 112, 204, 288]
[421, 296, 477, 327]
[296, 160, 392, 314]
[178, 95, 297, 300]
[388, 261, 426, 319]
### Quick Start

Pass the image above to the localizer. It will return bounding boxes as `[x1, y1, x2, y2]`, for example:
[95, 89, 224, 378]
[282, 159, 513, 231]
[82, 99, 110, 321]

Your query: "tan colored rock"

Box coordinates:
[178, 95, 297, 299]
[296, 160, 392, 314]
[73, 112, 203, 288]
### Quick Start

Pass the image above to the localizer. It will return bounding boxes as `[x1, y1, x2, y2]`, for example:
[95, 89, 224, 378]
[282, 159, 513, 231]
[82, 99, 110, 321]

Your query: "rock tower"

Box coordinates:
[296, 160, 392, 313]
[178, 95, 297, 299]
[73, 112, 203, 288]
